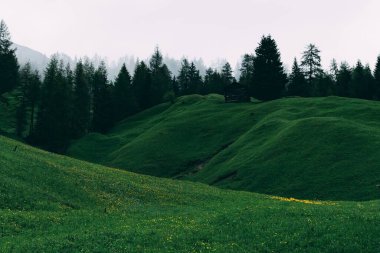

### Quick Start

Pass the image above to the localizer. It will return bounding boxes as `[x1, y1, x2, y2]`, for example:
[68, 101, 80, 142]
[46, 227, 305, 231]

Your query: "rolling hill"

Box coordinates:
[0, 135, 379, 252]
[68, 95, 380, 201]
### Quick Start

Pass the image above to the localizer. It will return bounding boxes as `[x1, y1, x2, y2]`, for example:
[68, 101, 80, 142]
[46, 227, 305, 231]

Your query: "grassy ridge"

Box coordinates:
[1, 135, 379, 252]
[68, 95, 380, 200]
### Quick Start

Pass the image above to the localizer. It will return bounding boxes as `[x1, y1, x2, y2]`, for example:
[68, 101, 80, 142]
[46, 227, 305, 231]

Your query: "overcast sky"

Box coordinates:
[1, 0, 380, 70]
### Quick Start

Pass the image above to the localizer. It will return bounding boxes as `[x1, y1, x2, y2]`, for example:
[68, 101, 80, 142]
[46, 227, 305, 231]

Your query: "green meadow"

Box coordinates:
[69, 95, 380, 201]
[1, 135, 379, 252]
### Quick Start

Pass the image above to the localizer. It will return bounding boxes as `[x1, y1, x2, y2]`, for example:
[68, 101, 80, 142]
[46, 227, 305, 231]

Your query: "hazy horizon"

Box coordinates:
[2, 0, 380, 71]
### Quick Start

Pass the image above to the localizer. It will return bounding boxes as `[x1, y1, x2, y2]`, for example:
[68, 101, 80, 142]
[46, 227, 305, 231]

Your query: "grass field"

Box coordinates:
[1, 135, 379, 252]
[68, 95, 380, 201]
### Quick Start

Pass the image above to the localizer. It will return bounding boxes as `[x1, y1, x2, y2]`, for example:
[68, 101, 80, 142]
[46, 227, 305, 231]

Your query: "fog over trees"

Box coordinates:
[2, 20, 380, 152]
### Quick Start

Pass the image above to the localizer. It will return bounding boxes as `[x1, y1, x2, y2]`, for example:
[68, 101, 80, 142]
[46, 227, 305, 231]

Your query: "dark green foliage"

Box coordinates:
[92, 62, 113, 133]
[202, 68, 223, 95]
[35, 58, 73, 152]
[220, 62, 234, 87]
[374, 56, 380, 99]
[132, 61, 152, 110]
[252, 35, 287, 100]
[336, 62, 352, 97]
[112, 64, 138, 122]
[0, 20, 19, 96]
[313, 72, 335, 97]
[16, 63, 41, 137]
[350, 61, 375, 99]
[15, 98, 26, 137]
[239, 54, 255, 94]
[71, 61, 92, 138]
[287, 58, 308, 96]
[149, 47, 172, 105]
[301, 44, 322, 84]
[177, 59, 202, 95]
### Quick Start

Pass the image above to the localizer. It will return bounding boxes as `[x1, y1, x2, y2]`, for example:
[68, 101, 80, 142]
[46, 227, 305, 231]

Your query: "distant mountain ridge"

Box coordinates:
[12, 43, 239, 79]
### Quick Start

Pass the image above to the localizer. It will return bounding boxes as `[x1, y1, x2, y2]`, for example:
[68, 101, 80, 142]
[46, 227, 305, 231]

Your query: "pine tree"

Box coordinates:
[203, 68, 223, 95]
[92, 62, 113, 133]
[35, 58, 72, 152]
[336, 62, 352, 97]
[287, 58, 308, 96]
[239, 54, 255, 92]
[71, 61, 92, 138]
[221, 62, 233, 87]
[301, 44, 322, 85]
[133, 61, 152, 110]
[188, 62, 202, 94]
[350, 61, 375, 99]
[252, 35, 287, 100]
[113, 63, 138, 122]
[374, 56, 380, 99]
[177, 59, 191, 95]
[0, 20, 19, 97]
[149, 47, 172, 105]
[16, 63, 41, 137]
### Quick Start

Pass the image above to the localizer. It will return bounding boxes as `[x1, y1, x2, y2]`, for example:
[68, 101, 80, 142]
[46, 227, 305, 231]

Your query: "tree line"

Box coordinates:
[1, 20, 380, 152]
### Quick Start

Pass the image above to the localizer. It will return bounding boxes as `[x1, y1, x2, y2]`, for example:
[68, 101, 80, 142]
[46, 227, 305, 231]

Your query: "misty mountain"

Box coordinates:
[12, 43, 240, 80]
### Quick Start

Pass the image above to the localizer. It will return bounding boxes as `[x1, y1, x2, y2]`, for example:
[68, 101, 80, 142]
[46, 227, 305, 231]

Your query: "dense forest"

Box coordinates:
[1, 19, 380, 152]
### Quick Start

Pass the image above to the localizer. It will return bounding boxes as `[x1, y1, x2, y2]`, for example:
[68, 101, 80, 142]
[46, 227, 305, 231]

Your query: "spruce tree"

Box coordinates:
[287, 58, 308, 96]
[133, 61, 151, 110]
[113, 63, 138, 122]
[221, 62, 233, 87]
[17, 63, 41, 137]
[35, 58, 72, 152]
[177, 59, 191, 95]
[252, 35, 287, 100]
[239, 54, 255, 92]
[374, 56, 380, 99]
[203, 68, 223, 95]
[188, 62, 202, 94]
[92, 62, 113, 133]
[336, 62, 352, 97]
[71, 61, 92, 138]
[149, 47, 172, 105]
[301, 44, 322, 85]
[350, 61, 375, 99]
[0, 20, 19, 97]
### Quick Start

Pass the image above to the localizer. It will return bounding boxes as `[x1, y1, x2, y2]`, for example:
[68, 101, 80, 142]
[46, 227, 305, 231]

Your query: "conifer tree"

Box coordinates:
[221, 62, 233, 87]
[203, 68, 223, 95]
[177, 59, 191, 95]
[301, 44, 322, 84]
[252, 35, 287, 100]
[35, 58, 72, 152]
[16, 63, 41, 137]
[0, 20, 19, 97]
[149, 47, 172, 105]
[287, 58, 308, 96]
[336, 62, 352, 97]
[239, 54, 255, 92]
[133, 61, 152, 110]
[113, 63, 138, 122]
[71, 61, 92, 138]
[374, 56, 380, 99]
[350, 61, 375, 99]
[92, 62, 113, 133]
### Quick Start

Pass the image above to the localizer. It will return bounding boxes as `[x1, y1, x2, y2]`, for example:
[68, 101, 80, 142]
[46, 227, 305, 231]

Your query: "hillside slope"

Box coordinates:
[68, 95, 380, 201]
[1, 135, 379, 252]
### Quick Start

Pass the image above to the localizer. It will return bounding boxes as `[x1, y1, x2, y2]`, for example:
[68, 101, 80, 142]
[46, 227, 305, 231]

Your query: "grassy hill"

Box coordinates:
[1, 135, 379, 252]
[68, 95, 380, 201]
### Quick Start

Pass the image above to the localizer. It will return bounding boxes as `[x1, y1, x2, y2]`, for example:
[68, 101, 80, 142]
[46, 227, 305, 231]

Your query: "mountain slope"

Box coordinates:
[1, 135, 379, 252]
[68, 95, 380, 201]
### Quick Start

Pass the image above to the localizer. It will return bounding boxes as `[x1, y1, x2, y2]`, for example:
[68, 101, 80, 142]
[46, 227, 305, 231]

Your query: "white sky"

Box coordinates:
[1, 0, 380, 69]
